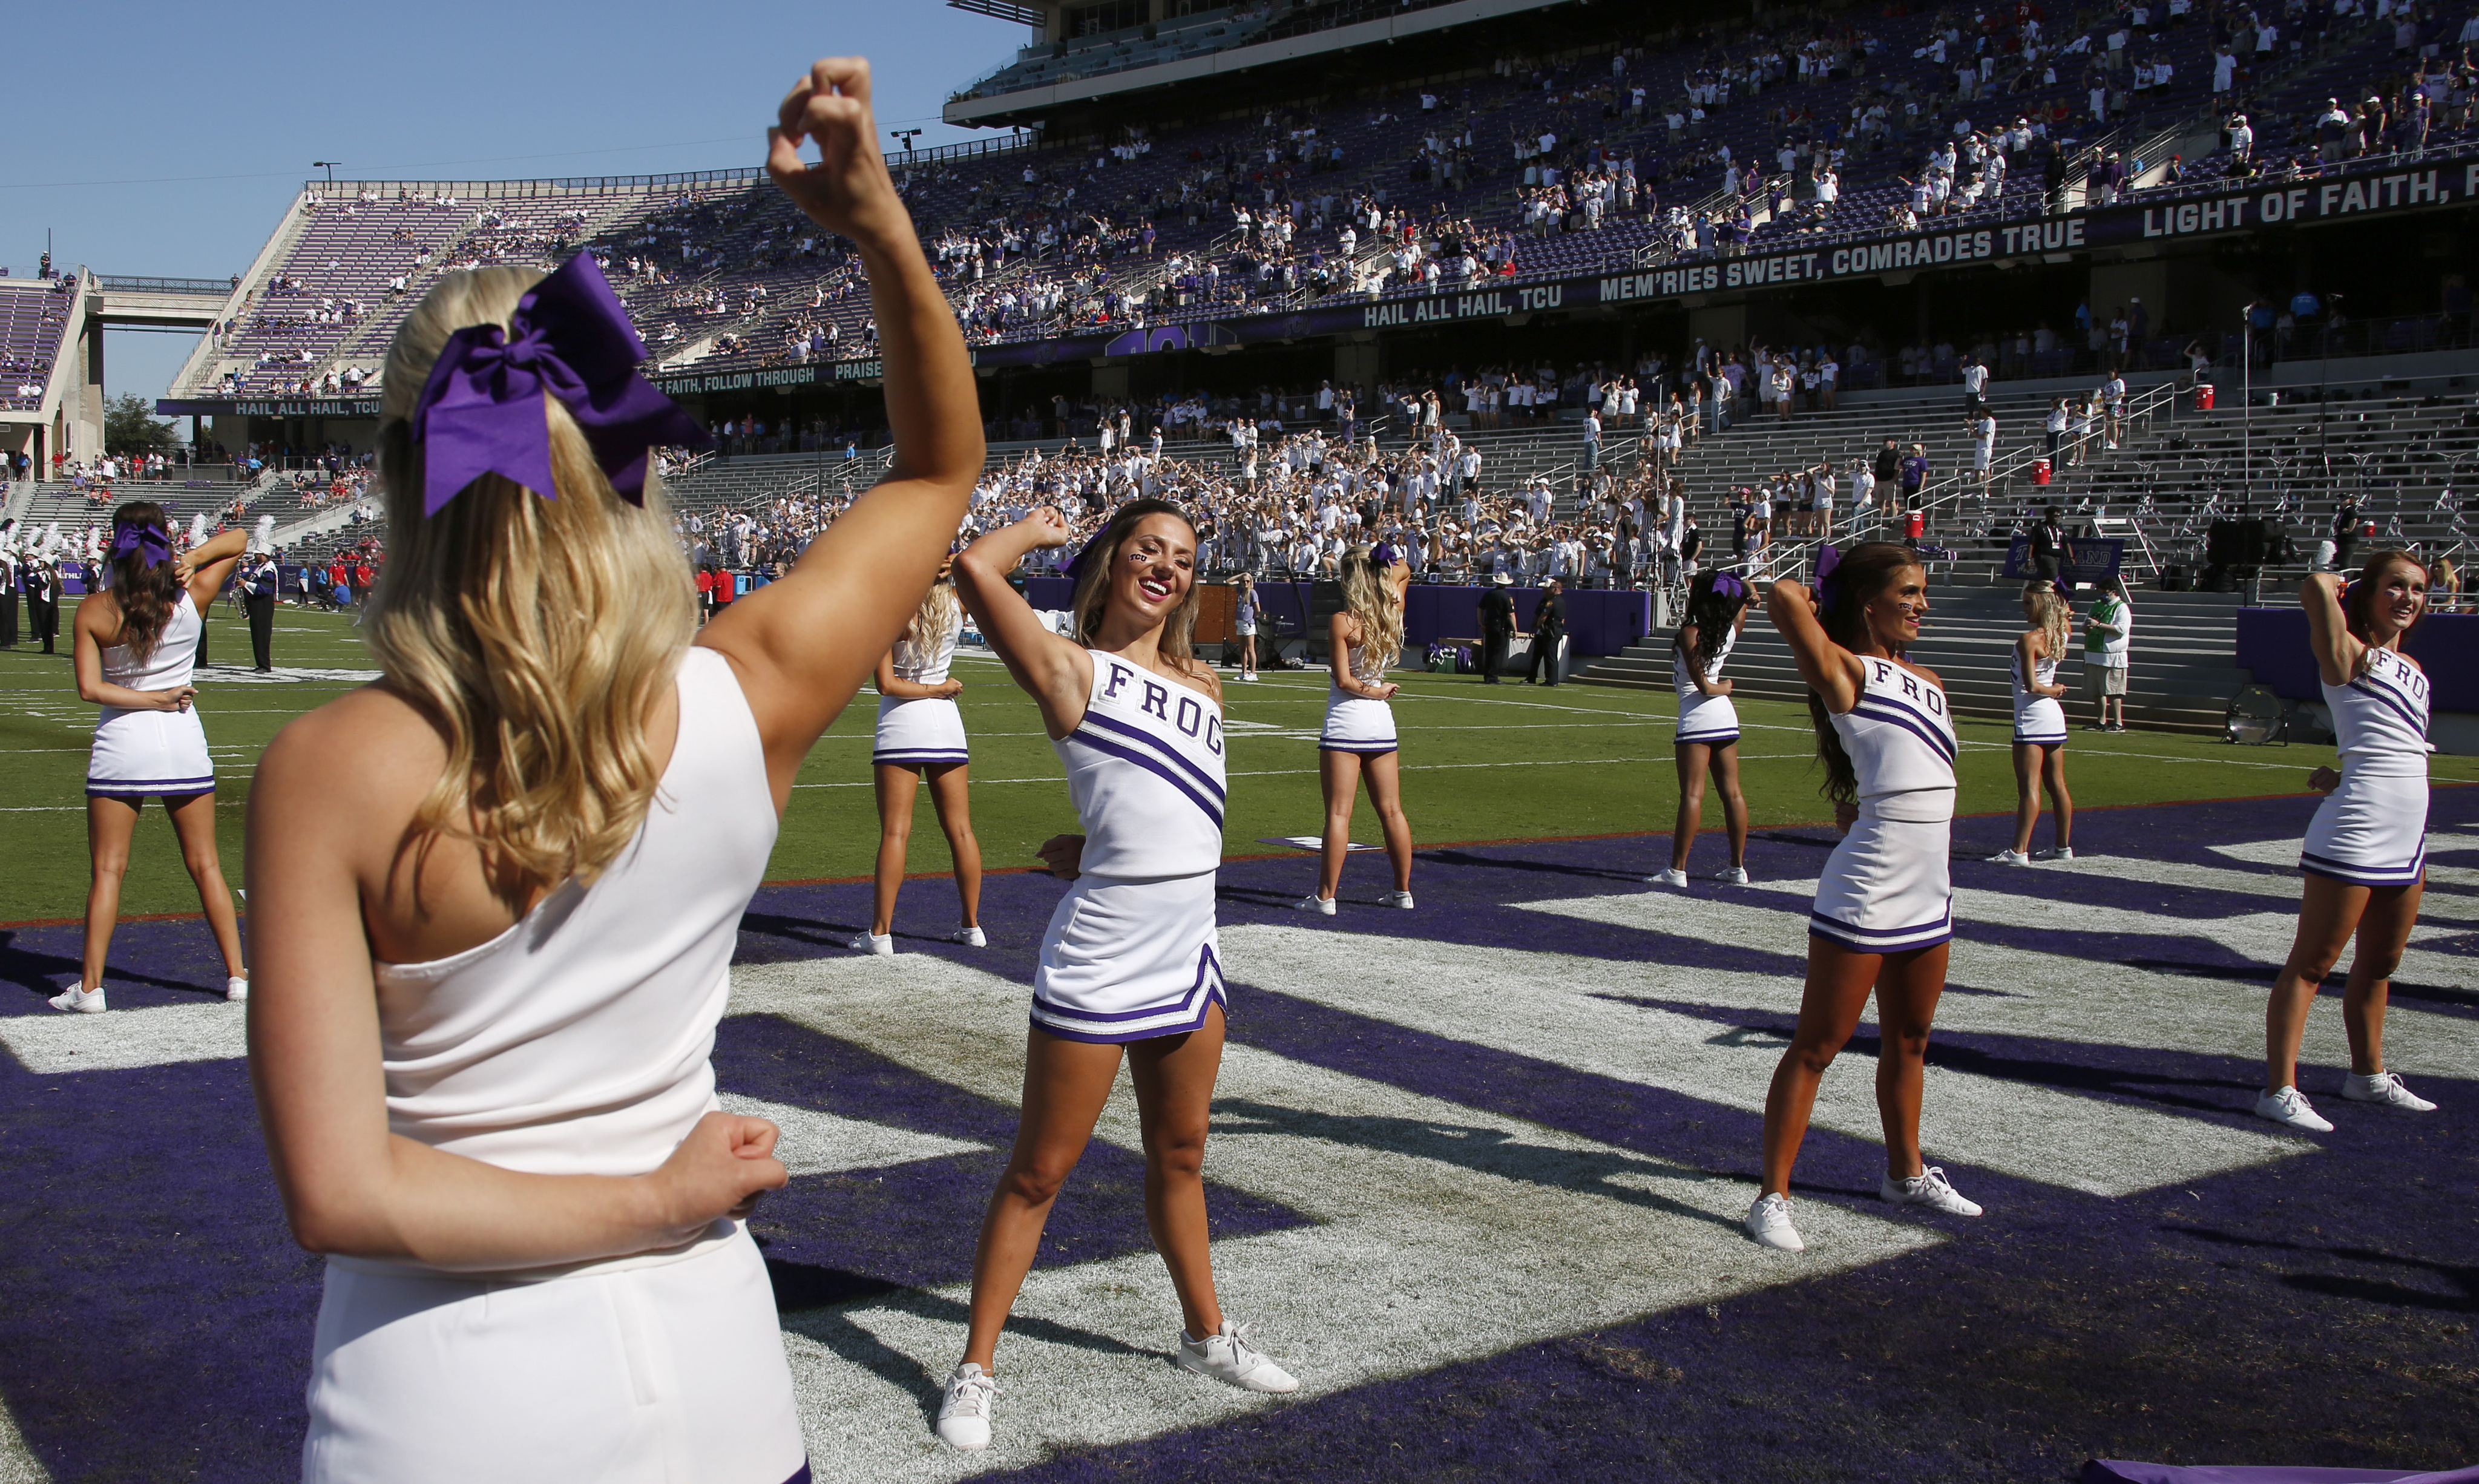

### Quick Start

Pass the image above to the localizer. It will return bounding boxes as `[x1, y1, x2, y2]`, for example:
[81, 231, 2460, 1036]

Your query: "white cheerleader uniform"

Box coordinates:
[872, 623, 968, 768]
[1810, 657, 1959, 954]
[2302, 645, 2431, 886]
[2011, 645, 2068, 746]
[301, 649, 807, 1484]
[1320, 641, 1398, 755]
[1673, 625, 1740, 747]
[87, 598, 215, 800]
[1034, 651, 1229, 1043]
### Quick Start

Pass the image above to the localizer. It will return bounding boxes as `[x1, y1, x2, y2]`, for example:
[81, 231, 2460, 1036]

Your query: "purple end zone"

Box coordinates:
[0, 790, 2470, 1480]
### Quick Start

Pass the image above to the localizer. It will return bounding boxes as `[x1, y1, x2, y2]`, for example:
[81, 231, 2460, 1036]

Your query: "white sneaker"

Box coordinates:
[949, 925, 987, 947]
[2032, 845, 2075, 862]
[1646, 867, 1690, 888]
[226, 976, 249, 1003]
[1711, 865, 1750, 884]
[2340, 1071, 2437, 1112]
[1382, 890, 1416, 910]
[1880, 1166, 1983, 1215]
[1745, 1191, 1803, 1252]
[1176, 1320, 1299, 1394]
[2254, 1085, 2336, 1132]
[846, 931, 894, 955]
[934, 1363, 997, 1450]
[1294, 894, 1336, 916]
[1986, 849, 2032, 865]
[1242, 671, 1258, 682]
[48, 983, 105, 1013]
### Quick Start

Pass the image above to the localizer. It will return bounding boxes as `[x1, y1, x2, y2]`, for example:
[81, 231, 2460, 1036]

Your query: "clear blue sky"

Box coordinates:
[7, 1, 1031, 414]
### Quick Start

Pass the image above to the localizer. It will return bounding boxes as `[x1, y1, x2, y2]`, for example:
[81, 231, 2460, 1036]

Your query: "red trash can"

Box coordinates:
[2195, 382, 2216, 411]
[2032, 458, 2052, 485]
[1906, 511, 1926, 540]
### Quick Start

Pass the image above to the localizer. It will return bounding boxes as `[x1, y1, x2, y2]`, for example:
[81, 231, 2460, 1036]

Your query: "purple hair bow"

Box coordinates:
[111, 523, 172, 568]
[410, 254, 708, 516]
[1709, 571, 1748, 604]
[1813, 543, 1845, 612]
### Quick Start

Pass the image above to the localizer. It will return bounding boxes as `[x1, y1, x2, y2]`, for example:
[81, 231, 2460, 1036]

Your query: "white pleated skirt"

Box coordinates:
[1675, 690, 1740, 746]
[302, 1224, 806, 1484]
[1033, 871, 1226, 1043]
[2302, 767, 2429, 887]
[88, 704, 214, 799]
[873, 694, 968, 767]
[1320, 691, 1398, 754]
[1809, 812, 1954, 954]
[2012, 695, 2068, 746]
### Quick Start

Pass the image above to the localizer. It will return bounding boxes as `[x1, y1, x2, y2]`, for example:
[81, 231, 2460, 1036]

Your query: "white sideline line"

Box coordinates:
[1223, 922, 2309, 1198]
[728, 955, 1933, 1482]
[715, 1094, 989, 1177]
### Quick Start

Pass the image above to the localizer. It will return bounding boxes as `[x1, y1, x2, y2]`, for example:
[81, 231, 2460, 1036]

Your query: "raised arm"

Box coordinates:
[697, 57, 982, 811]
[1766, 576, 1863, 712]
[953, 508, 1091, 738]
[180, 527, 249, 611]
[2300, 570, 2359, 686]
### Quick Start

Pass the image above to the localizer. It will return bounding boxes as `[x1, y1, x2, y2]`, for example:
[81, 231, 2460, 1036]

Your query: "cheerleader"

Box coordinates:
[245, 63, 977, 1484]
[947, 497, 1297, 1453]
[848, 561, 983, 953]
[1988, 580, 2075, 864]
[51, 503, 250, 1013]
[1298, 544, 1414, 913]
[1235, 571, 1261, 681]
[1650, 568, 1751, 888]
[1749, 543, 1982, 1253]
[2257, 557, 2439, 1130]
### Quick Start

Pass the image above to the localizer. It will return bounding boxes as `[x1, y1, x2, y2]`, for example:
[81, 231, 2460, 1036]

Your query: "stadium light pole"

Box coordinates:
[891, 129, 923, 156]
[312, 160, 339, 188]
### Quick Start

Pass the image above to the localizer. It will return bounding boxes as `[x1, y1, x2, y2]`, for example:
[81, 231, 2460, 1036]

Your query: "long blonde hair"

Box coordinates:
[2024, 580, 2072, 658]
[1338, 544, 1403, 671]
[367, 266, 696, 901]
[902, 576, 962, 656]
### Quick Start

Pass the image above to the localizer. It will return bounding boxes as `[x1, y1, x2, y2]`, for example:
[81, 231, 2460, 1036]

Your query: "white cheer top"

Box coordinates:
[890, 623, 959, 687]
[2325, 645, 2432, 778]
[372, 648, 775, 1200]
[1673, 624, 1741, 741]
[1832, 655, 1959, 821]
[1057, 648, 1227, 879]
[101, 597, 201, 692]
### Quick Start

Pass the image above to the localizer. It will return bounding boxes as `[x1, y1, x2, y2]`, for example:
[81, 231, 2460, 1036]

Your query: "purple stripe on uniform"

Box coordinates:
[1850, 700, 1959, 764]
[1068, 729, 1226, 827]
[781, 1462, 811, 1484]
[1033, 947, 1228, 1042]
[2346, 677, 2430, 735]
[1078, 707, 1226, 802]
[1033, 945, 1224, 1024]
[1808, 903, 1954, 953]
[1319, 740, 1399, 755]
[2300, 847, 2427, 885]
[2014, 732, 2069, 746]
[872, 749, 970, 764]
[1675, 731, 1741, 747]
[85, 774, 215, 790]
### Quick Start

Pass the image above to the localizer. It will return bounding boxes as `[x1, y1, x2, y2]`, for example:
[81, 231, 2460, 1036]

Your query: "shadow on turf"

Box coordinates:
[0, 929, 228, 1004]
[2167, 1227, 2479, 1314]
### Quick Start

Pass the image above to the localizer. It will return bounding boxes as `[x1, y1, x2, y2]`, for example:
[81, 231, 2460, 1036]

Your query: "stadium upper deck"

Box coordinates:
[158, 0, 2479, 453]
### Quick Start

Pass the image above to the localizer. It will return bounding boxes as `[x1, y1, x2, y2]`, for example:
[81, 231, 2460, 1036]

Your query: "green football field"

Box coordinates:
[6, 598, 2473, 924]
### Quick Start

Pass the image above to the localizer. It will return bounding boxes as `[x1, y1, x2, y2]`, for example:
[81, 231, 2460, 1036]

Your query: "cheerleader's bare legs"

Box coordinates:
[1315, 749, 1413, 900]
[961, 1005, 1229, 1368]
[1760, 937, 1950, 1195]
[2004, 741, 2073, 856]
[82, 791, 246, 993]
[865, 760, 982, 936]
[1668, 739, 1747, 875]
[2264, 869, 2424, 1094]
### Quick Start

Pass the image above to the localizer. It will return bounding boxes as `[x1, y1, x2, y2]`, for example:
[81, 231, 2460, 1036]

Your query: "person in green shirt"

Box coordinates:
[2083, 574, 2132, 731]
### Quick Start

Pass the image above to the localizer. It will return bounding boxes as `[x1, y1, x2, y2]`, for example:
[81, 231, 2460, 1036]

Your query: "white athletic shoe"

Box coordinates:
[48, 983, 105, 1014]
[1294, 894, 1336, 916]
[1176, 1320, 1299, 1394]
[1711, 865, 1750, 885]
[2254, 1085, 2336, 1132]
[1646, 867, 1690, 888]
[1242, 671, 1258, 682]
[1745, 1192, 1804, 1252]
[935, 1363, 997, 1450]
[2341, 1071, 2437, 1112]
[1986, 849, 2033, 865]
[846, 931, 895, 956]
[1880, 1166, 1983, 1216]
[2032, 846, 2075, 862]
[949, 925, 987, 947]
[226, 977, 249, 1003]
[1383, 890, 1416, 910]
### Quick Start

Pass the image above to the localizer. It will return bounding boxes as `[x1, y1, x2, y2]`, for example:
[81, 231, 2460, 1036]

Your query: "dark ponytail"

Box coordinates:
[1804, 541, 1923, 809]
[1674, 568, 1747, 677]
[107, 501, 183, 663]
